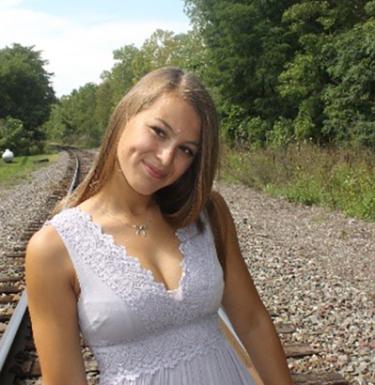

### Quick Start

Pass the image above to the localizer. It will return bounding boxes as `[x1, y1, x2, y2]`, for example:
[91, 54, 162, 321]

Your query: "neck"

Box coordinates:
[94, 167, 156, 218]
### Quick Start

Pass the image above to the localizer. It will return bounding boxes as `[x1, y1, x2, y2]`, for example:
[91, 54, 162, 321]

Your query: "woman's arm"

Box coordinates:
[25, 226, 88, 385]
[214, 192, 293, 385]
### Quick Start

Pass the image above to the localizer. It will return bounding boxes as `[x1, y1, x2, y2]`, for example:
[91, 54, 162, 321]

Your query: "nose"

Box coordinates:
[157, 145, 176, 167]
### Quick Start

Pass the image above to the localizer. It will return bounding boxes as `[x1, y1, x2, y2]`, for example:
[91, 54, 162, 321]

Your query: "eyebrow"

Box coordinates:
[156, 117, 200, 147]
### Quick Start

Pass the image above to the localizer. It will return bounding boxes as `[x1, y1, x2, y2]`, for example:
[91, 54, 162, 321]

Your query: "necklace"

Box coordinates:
[130, 224, 149, 237]
[99, 208, 151, 237]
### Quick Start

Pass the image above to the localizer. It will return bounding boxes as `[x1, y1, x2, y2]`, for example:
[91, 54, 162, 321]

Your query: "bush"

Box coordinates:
[0, 116, 45, 155]
[267, 118, 294, 147]
[220, 143, 375, 221]
[0, 117, 26, 155]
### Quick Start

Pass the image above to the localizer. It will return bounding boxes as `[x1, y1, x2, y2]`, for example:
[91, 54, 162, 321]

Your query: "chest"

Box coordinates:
[98, 218, 185, 292]
[71, 213, 225, 341]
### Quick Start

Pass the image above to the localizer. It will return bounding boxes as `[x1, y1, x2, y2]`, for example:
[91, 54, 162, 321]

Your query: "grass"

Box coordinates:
[219, 143, 375, 221]
[0, 153, 60, 189]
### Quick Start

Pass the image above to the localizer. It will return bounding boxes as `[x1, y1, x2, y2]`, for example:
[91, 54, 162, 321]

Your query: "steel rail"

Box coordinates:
[0, 292, 28, 384]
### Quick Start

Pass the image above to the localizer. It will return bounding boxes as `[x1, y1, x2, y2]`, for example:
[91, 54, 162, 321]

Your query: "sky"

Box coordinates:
[0, 0, 191, 96]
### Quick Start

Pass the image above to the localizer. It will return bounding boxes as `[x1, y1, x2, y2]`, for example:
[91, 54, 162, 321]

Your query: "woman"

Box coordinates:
[25, 67, 292, 385]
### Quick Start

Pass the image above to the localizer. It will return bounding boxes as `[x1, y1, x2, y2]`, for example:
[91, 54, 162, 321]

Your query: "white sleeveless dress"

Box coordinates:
[43, 206, 257, 385]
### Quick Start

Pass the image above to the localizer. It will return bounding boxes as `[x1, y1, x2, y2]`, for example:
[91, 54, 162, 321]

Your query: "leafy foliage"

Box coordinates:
[0, 44, 55, 154]
[0, 117, 31, 155]
[44, 83, 100, 147]
[185, 0, 375, 149]
[322, 17, 375, 146]
[185, 0, 298, 142]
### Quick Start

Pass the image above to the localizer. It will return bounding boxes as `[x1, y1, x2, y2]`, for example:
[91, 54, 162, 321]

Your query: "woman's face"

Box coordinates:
[116, 93, 201, 196]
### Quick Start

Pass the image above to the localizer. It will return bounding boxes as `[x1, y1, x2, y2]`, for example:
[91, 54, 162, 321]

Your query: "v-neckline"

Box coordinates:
[72, 206, 189, 297]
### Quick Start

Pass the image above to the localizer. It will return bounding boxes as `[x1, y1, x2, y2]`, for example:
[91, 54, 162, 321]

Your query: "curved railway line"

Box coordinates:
[0, 146, 95, 385]
[0, 147, 350, 385]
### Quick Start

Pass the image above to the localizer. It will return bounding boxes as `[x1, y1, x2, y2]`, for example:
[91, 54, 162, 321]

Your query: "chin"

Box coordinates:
[131, 182, 165, 197]
[129, 171, 181, 197]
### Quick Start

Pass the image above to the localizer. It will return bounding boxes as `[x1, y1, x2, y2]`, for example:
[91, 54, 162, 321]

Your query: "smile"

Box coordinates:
[143, 161, 168, 179]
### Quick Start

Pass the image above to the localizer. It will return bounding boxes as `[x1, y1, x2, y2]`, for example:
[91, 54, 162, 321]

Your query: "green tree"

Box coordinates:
[184, 0, 297, 144]
[185, 0, 375, 148]
[102, 44, 140, 103]
[95, 80, 115, 134]
[0, 44, 55, 138]
[0, 117, 33, 155]
[97, 29, 208, 123]
[131, 29, 208, 81]
[279, 0, 371, 144]
[45, 83, 100, 147]
[322, 7, 375, 147]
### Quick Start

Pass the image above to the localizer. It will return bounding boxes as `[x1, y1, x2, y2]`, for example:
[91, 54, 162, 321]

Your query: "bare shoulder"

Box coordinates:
[27, 224, 65, 261]
[25, 224, 71, 280]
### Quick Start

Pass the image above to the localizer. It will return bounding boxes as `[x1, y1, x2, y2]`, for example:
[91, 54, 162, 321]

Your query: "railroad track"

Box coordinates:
[0, 146, 95, 385]
[220, 314, 349, 385]
[0, 147, 350, 385]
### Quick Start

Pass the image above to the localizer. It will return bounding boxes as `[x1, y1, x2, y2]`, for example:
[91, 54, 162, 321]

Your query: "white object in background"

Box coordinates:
[2, 149, 14, 163]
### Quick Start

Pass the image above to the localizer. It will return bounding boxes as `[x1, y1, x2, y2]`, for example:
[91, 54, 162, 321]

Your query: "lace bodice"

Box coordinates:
[42, 206, 227, 383]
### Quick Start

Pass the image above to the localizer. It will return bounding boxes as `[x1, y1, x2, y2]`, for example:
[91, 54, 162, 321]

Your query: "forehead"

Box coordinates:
[143, 94, 201, 139]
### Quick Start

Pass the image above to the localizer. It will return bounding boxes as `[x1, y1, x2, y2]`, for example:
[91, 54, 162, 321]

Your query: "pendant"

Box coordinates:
[132, 224, 148, 237]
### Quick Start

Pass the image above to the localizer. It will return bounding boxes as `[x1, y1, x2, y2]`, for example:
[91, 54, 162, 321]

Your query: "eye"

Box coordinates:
[180, 146, 195, 158]
[150, 126, 166, 138]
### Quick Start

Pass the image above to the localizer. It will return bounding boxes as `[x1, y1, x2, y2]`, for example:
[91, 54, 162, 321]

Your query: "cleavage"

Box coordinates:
[108, 224, 184, 292]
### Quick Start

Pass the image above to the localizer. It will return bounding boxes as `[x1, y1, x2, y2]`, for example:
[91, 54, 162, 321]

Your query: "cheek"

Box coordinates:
[174, 157, 194, 178]
[118, 135, 150, 160]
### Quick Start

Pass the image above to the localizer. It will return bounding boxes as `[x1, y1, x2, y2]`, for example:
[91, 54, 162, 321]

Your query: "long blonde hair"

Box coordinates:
[54, 67, 220, 228]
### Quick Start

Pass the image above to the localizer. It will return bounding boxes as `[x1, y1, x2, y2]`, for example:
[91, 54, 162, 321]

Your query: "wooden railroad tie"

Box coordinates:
[291, 373, 349, 385]
[5, 252, 25, 258]
[0, 312, 13, 322]
[219, 319, 349, 385]
[0, 276, 20, 283]
[0, 285, 22, 294]
[0, 295, 17, 304]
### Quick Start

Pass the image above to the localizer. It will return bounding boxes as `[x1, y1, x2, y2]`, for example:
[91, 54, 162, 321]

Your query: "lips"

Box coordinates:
[143, 161, 168, 179]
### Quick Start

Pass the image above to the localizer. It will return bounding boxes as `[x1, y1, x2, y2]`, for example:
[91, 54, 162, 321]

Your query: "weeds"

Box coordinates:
[0, 153, 60, 188]
[220, 143, 375, 221]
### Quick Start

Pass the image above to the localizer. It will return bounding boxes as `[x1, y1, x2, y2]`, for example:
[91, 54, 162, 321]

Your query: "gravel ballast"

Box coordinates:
[0, 158, 373, 385]
[216, 182, 374, 385]
[0, 152, 70, 258]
